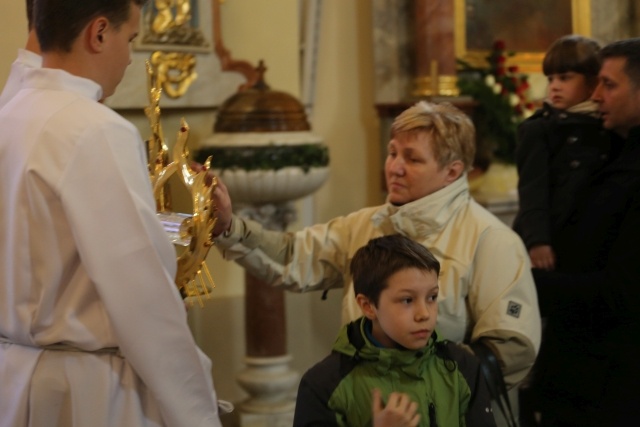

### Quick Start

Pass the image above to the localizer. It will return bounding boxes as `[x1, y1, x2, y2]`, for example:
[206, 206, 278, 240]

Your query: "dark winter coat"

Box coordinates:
[513, 102, 611, 263]
[532, 127, 640, 426]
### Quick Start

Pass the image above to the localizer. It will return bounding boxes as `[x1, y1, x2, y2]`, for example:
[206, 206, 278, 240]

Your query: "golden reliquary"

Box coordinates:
[144, 61, 217, 305]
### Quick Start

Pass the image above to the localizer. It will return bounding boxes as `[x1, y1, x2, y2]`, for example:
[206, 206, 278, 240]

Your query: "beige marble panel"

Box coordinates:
[372, 0, 413, 103]
[591, 0, 640, 43]
[186, 289, 341, 410]
[105, 0, 245, 109]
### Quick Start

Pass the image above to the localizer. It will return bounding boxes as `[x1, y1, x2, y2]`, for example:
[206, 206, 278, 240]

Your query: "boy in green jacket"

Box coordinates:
[293, 234, 496, 427]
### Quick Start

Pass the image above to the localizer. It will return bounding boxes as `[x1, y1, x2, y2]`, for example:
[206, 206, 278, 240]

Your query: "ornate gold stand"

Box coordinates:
[144, 61, 218, 304]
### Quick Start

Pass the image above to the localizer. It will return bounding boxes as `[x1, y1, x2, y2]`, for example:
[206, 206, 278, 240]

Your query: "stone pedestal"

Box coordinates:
[469, 163, 519, 227]
[236, 355, 299, 427]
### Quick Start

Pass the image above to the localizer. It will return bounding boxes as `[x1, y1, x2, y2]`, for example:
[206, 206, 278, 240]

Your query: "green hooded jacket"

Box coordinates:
[293, 318, 496, 427]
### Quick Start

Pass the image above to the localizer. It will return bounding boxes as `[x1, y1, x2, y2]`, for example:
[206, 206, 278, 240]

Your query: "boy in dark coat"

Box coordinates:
[514, 35, 612, 272]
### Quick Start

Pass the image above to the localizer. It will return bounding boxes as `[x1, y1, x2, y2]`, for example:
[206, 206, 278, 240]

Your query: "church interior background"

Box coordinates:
[2, 1, 640, 425]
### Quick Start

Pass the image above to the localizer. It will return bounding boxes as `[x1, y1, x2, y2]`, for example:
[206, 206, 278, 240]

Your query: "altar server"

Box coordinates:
[0, 1, 224, 426]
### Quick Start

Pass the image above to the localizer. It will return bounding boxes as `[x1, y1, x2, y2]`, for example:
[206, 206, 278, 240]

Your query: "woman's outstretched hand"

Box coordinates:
[190, 161, 233, 238]
[210, 174, 232, 238]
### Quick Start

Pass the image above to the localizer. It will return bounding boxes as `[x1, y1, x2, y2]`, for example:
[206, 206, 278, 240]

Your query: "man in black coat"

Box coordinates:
[532, 38, 640, 427]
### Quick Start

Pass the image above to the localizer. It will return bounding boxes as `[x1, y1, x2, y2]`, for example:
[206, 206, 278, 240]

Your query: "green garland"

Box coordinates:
[196, 144, 330, 173]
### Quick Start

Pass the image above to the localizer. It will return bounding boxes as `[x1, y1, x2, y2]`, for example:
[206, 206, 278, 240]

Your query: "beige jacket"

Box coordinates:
[216, 176, 541, 387]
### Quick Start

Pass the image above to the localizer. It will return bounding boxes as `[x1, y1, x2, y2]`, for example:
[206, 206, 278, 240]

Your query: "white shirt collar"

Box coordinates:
[23, 67, 103, 102]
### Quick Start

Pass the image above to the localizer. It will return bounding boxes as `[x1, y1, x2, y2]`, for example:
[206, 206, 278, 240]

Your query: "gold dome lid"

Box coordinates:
[214, 61, 310, 133]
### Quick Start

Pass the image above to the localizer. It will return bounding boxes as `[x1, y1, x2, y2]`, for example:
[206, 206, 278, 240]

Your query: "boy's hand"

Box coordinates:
[529, 244, 556, 271]
[372, 389, 420, 427]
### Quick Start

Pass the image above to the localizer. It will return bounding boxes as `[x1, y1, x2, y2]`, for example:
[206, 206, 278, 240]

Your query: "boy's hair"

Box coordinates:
[350, 234, 440, 306]
[35, 0, 147, 53]
[543, 35, 601, 86]
[600, 38, 640, 89]
[390, 101, 476, 172]
[26, 0, 34, 30]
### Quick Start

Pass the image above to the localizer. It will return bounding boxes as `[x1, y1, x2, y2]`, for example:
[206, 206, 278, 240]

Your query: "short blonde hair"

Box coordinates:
[391, 101, 475, 171]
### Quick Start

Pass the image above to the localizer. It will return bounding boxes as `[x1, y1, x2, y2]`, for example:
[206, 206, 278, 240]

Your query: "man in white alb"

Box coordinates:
[0, 1, 225, 426]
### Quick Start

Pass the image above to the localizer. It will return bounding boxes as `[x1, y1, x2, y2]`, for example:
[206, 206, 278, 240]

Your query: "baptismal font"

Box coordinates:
[198, 61, 329, 426]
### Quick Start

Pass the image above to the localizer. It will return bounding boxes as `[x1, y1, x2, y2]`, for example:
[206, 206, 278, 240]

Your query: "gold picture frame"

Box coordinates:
[134, 0, 211, 53]
[455, 0, 591, 72]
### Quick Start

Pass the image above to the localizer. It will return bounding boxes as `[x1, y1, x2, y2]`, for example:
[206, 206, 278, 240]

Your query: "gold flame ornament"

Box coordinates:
[144, 61, 217, 304]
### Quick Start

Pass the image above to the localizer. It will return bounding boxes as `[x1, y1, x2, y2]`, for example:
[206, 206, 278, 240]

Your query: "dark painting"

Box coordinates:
[465, 0, 572, 52]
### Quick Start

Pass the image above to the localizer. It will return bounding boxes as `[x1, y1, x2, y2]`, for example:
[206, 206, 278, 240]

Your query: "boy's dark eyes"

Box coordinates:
[399, 294, 438, 304]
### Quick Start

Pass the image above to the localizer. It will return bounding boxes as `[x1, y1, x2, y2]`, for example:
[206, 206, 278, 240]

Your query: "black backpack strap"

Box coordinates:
[469, 341, 517, 427]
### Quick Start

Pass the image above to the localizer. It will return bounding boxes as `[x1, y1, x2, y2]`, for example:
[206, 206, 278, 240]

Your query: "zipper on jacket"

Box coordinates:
[429, 403, 438, 427]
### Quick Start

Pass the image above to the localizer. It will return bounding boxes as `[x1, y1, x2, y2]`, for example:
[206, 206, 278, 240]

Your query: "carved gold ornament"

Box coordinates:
[145, 61, 217, 304]
[152, 0, 192, 34]
[149, 51, 197, 99]
[141, 0, 207, 48]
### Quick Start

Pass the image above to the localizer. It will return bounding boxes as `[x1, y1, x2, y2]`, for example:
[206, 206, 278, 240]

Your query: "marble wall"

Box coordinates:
[592, 0, 640, 44]
[372, 0, 413, 104]
[372, 0, 640, 104]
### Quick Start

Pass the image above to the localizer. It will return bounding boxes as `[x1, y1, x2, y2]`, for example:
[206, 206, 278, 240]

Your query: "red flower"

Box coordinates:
[508, 65, 519, 73]
[497, 55, 506, 64]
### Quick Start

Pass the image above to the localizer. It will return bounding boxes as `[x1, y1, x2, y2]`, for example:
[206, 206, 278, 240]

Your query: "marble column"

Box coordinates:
[413, 0, 459, 96]
[244, 274, 286, 358]
[235, 203, 299, 427]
